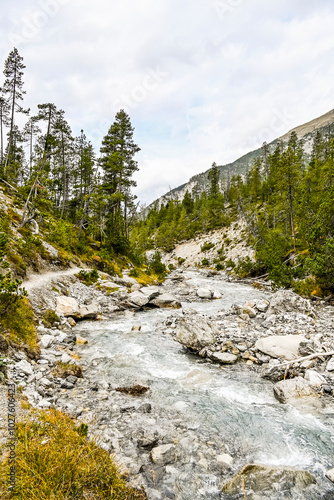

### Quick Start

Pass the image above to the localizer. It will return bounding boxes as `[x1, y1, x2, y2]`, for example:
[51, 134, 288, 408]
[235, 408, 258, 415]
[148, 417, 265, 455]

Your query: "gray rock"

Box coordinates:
[126, 291, 149, 308]
[266, 289, 315, 317]
[14, 359, 33, 376]
[40, 377, 52, 387]
[151, 444, 176, 464]
[197, 288, 212, 299]
[217, 453, 234, 466]
[56, 296, 80, 317]
[273, 377, 317, 403]
[61, 381, 74, 389]
[255, 335, 306, 361]
[255, 300, 269, 312]
[175, 314, 217, 349]
[222, 464, 316, 495]
[326, 468, 334, 483]
[304, 370, 326, 387]
[209, 352, 238, 364]
[39, 334, 54, 349]
[140, 286, 160, 300]
[66, 375, 78, 385]
[150, 293, 181, 309]
[78, 302, 99, 319]
[61, 353, 73, 364]
[327, 357, 334, 372]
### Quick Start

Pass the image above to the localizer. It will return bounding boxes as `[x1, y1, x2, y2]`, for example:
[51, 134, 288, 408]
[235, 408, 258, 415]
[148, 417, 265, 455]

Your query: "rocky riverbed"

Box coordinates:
[2, 267, 334, 499]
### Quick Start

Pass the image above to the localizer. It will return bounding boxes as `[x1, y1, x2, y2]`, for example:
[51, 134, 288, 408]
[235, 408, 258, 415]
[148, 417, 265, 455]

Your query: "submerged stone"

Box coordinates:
[222, 464, 316, 495]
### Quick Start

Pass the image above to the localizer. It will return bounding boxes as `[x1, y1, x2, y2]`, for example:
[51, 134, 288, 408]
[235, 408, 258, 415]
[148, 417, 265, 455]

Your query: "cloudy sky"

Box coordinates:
[1, 0, 334, 204]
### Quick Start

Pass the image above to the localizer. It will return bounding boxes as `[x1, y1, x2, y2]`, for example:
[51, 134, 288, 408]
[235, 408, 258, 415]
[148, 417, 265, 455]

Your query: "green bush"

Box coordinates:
[148, 251, 167, 278]
[201, 258, 210, 266]
[200, 241, 215, 252]
[77, 269, 99, 286]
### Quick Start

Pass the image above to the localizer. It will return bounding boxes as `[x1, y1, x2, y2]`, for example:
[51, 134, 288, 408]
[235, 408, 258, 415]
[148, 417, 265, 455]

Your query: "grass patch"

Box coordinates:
[0, 409, 147, 499]
[52, 361, 83, 379]
[42, 309, 60, 328]
[0, 297, 38, 349]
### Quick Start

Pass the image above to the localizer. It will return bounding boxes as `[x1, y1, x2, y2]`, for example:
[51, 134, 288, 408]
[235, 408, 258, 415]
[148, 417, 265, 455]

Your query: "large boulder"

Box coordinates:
[255, 335, 306, 361]
[273, 376, 317, 403]
[175, 314, 217, 349]
[222, 464, 316, 496]
[125, 291, 150, 308]
[78, 302, 99, 319]
[266, 289, 315, 317]
[56, 296, 80, 317]
[150, 293, 181, 309]
[327, 357, 334, 372]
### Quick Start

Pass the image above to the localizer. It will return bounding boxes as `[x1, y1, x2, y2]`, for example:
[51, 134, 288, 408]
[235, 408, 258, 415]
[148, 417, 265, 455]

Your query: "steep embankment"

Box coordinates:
[160, 219, 254, 269]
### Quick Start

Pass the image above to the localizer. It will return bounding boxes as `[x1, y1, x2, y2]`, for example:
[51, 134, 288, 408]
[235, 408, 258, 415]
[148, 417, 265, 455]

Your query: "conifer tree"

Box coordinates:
[2, 48, 28, 179]
[100, 110, 140, 253]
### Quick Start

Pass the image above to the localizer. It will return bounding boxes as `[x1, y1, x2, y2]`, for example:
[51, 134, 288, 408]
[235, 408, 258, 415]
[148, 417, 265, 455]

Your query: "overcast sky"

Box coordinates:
[1, 0, 334, 204]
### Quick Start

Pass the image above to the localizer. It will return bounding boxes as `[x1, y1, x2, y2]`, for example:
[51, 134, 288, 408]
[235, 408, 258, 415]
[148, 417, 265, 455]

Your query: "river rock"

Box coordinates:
[61, 353, 73, 364]
[209, 352, 238, 364]
[197, 288, 212, 299]
[273, 376, 317, 403]
[255, 299, 269, 312]
[39, 334, 54, 349]
[326, 468, 334, 483]
[255, 335, 306, 361]
[217, 454, 234, 466]
[78, 302, 99, 319]
[56, 296, 80, 317]
[222, 464, 316, 496]
[126, 291, 150, 308]
[175, 315, 216, 349]
[242, 306, 257, 318]
[151, 444, 176, 464]
[266, 289, 315, 317]
[150, 293, 181, 309]
[140, 286, 160, 300]
[14, 359, 33, 376]
[304, 370, 326, 387]
[327, 357, 334, 372]
[76, 335, 88, 344]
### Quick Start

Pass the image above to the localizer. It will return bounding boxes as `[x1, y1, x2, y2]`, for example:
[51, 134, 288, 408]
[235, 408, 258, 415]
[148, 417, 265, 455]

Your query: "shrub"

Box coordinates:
[77, 269, 99, 286]
[201, 258, 210, 266]
[52, 362, 83, 379]
[42, 309, 60, 328]
[200, 241, 215, 252]
[0, 409, 147, 499]
[0, 297, 38, 348]
[147, 251, 167, 278]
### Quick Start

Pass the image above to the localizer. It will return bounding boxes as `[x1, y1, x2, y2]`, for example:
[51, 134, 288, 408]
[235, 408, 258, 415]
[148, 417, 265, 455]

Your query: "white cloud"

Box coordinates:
[1, 0, 334, 203]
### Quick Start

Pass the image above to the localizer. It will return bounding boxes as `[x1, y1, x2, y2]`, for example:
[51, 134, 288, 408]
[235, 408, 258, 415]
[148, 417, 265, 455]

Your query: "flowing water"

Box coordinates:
[75, 272, 334, 498]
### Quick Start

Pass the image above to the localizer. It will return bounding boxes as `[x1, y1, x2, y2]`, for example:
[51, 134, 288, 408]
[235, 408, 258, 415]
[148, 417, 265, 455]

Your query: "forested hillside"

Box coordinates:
[133, 131, 334, 295]
[0, 48, 142, 268]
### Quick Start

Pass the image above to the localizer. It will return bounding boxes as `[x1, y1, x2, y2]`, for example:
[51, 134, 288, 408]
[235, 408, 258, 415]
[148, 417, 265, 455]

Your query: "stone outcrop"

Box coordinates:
[255, 335, 306, 361]
[266, 289, 315, 317]
[222, 464, 316, 496]
[273, 377, 317, 403]
[175, 313, 217, 349]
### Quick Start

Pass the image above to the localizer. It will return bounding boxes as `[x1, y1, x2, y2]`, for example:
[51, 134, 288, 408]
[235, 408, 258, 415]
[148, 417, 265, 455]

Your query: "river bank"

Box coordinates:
[1, 267, 334, 499]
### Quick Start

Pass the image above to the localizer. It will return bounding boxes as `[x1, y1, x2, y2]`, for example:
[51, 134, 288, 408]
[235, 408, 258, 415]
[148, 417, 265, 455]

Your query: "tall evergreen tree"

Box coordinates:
[2, 48, 28, 178]
[100, 110, 140, 253]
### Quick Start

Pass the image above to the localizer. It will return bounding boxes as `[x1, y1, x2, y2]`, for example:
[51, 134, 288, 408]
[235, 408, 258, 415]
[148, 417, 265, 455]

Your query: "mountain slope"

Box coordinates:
[147, 108, 334, 211]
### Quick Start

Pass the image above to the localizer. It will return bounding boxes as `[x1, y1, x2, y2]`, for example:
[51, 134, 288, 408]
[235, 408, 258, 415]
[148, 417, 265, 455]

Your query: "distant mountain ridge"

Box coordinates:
[145, 108, 334, 213]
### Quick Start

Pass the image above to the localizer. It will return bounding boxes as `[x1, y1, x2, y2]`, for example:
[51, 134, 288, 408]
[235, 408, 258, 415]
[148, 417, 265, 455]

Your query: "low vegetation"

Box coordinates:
[0, 409, 147, 499]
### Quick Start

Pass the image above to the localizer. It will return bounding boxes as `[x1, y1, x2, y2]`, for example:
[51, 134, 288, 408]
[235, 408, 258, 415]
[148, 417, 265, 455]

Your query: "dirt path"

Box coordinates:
[22, 267, 81, 293]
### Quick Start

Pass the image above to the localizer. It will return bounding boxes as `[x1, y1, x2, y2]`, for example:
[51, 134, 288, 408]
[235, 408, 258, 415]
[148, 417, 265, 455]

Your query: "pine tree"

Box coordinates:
[0, 88, 10, 169]
[100, 110, 140, 253]
[2, 48, 28, 179]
